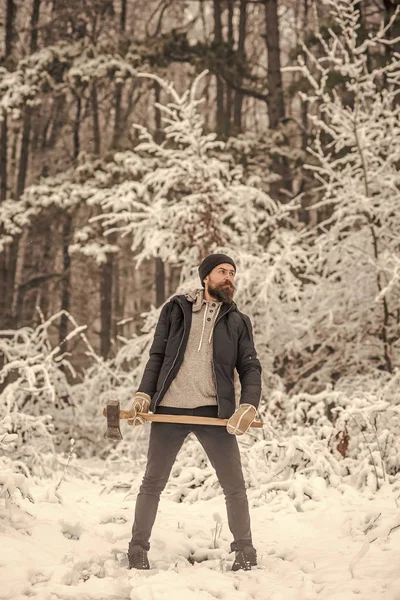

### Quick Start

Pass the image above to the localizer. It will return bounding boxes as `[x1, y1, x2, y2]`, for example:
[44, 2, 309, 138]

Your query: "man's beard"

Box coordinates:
[207, 280, 235, 304]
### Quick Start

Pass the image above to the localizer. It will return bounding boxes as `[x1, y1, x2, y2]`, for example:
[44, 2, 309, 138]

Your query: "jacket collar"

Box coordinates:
[175, 291, 236, 318]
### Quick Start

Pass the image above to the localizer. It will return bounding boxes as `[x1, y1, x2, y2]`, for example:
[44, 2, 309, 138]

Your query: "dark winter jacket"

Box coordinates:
[138, 294, 262, 419]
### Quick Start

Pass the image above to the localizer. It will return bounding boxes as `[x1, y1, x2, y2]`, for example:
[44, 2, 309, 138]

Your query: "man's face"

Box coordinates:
[204, 263, 236, 304]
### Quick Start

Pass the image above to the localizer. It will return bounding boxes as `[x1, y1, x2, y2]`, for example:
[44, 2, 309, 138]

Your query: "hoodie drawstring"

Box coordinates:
[197, 307, 208, 352]
[185, 289, 222, 353]
[197, 302, 222, 351]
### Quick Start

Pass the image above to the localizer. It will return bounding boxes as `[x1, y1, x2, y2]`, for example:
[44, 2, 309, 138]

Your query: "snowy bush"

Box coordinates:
[0, 415, 34, 511]
[151, 369, 400, 508]
[265, 372, 400, 495]
[0, 310, 110, 470]
[0, 468, 34, 510]
[0, 303, 172, 465]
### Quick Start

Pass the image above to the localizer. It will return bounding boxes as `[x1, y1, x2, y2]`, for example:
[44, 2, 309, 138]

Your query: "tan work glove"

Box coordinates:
[127, 392, 151, 426]
[226, 404, 257, 436]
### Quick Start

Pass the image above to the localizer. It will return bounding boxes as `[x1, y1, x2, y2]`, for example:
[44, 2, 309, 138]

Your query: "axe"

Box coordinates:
[103, 400, 263, 440]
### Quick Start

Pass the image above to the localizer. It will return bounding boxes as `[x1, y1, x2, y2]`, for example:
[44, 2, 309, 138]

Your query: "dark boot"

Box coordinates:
[231, 545, 257, 571]
[128, 543, 150, 570]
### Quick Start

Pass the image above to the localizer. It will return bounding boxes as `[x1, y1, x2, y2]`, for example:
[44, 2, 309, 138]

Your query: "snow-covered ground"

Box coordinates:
[2, 454, 400, 600]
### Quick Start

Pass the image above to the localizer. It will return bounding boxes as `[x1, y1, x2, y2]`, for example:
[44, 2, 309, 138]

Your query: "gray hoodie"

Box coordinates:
[159, 289, 222, 409]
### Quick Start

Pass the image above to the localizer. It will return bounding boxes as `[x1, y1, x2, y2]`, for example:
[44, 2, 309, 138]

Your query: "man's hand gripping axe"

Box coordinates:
[103, 400, 263, 440]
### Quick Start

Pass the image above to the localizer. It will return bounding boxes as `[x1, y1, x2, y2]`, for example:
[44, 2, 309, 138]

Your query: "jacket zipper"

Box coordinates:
[212, 359, 220, 417]
[212, 304, 234, 417]
[154, 301, 186, 408]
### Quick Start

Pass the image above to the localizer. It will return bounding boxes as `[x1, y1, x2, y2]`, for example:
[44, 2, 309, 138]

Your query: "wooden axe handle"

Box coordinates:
[102, 407, 263, 428]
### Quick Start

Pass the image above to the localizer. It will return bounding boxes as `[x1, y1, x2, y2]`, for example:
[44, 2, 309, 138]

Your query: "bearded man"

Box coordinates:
[127, 253, 262, 571]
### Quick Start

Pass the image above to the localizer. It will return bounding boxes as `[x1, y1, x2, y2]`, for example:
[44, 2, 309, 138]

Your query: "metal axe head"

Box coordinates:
[104, 400, 123, 440]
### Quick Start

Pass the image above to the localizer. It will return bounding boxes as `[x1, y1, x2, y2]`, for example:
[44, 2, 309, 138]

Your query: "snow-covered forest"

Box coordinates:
[1, 0, 400, 598]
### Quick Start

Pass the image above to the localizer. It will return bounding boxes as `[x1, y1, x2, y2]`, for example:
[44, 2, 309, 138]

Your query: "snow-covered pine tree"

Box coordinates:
[85, 71, 279, 267]
[0, 41, 139, 124]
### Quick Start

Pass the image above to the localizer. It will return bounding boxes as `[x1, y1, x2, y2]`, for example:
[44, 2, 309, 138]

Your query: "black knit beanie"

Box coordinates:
[198, 253, 236, 287]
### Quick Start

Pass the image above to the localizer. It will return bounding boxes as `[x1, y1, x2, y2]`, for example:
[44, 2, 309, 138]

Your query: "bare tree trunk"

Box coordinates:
[101, 0, 128, 356]
[100, 232, 117, 357]
[0, 0, 15, 327]
[57, 85, 81, 346]
[225, 0, 234, 136]
[73, 92, 82, 160]
[111, 0, 127, 149]
[0, 117, 7, 202]
[264, 0, 285, 129]
[37, 220, 53, 319]
[8, 0, 40, 326]
[112, 253, 121, 340]
[233, 0, 247, 132]
[99, 230, 116, 356]
[30, 0, 40, 50]
[264, 0, 292, 198]
[93, 75, 112, 356]
[199, 0, 211, 131]
[154, 80, 166, 307]
[301, 0, 309, 152]
[91, 83, 101, 155]
[155, 256, 165, 307]
[100, 255, 113, 358]
[5, 0, 15, 57]
[12, 231, 30, 321]
[120, 0, 127, 31]
[59, 215, 72, 347]
[0, 0, 13, 199]
[15, 0, 40, 198]
[297, 0, 311, 224]
[154, 81, 162, 142]
[213, 0, 225, 136]
[112, 84, 123, 149]
[15, 106, 33, 199]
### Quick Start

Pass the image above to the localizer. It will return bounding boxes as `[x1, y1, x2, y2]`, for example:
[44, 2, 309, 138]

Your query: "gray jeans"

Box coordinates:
[131, 406, 253, 553]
